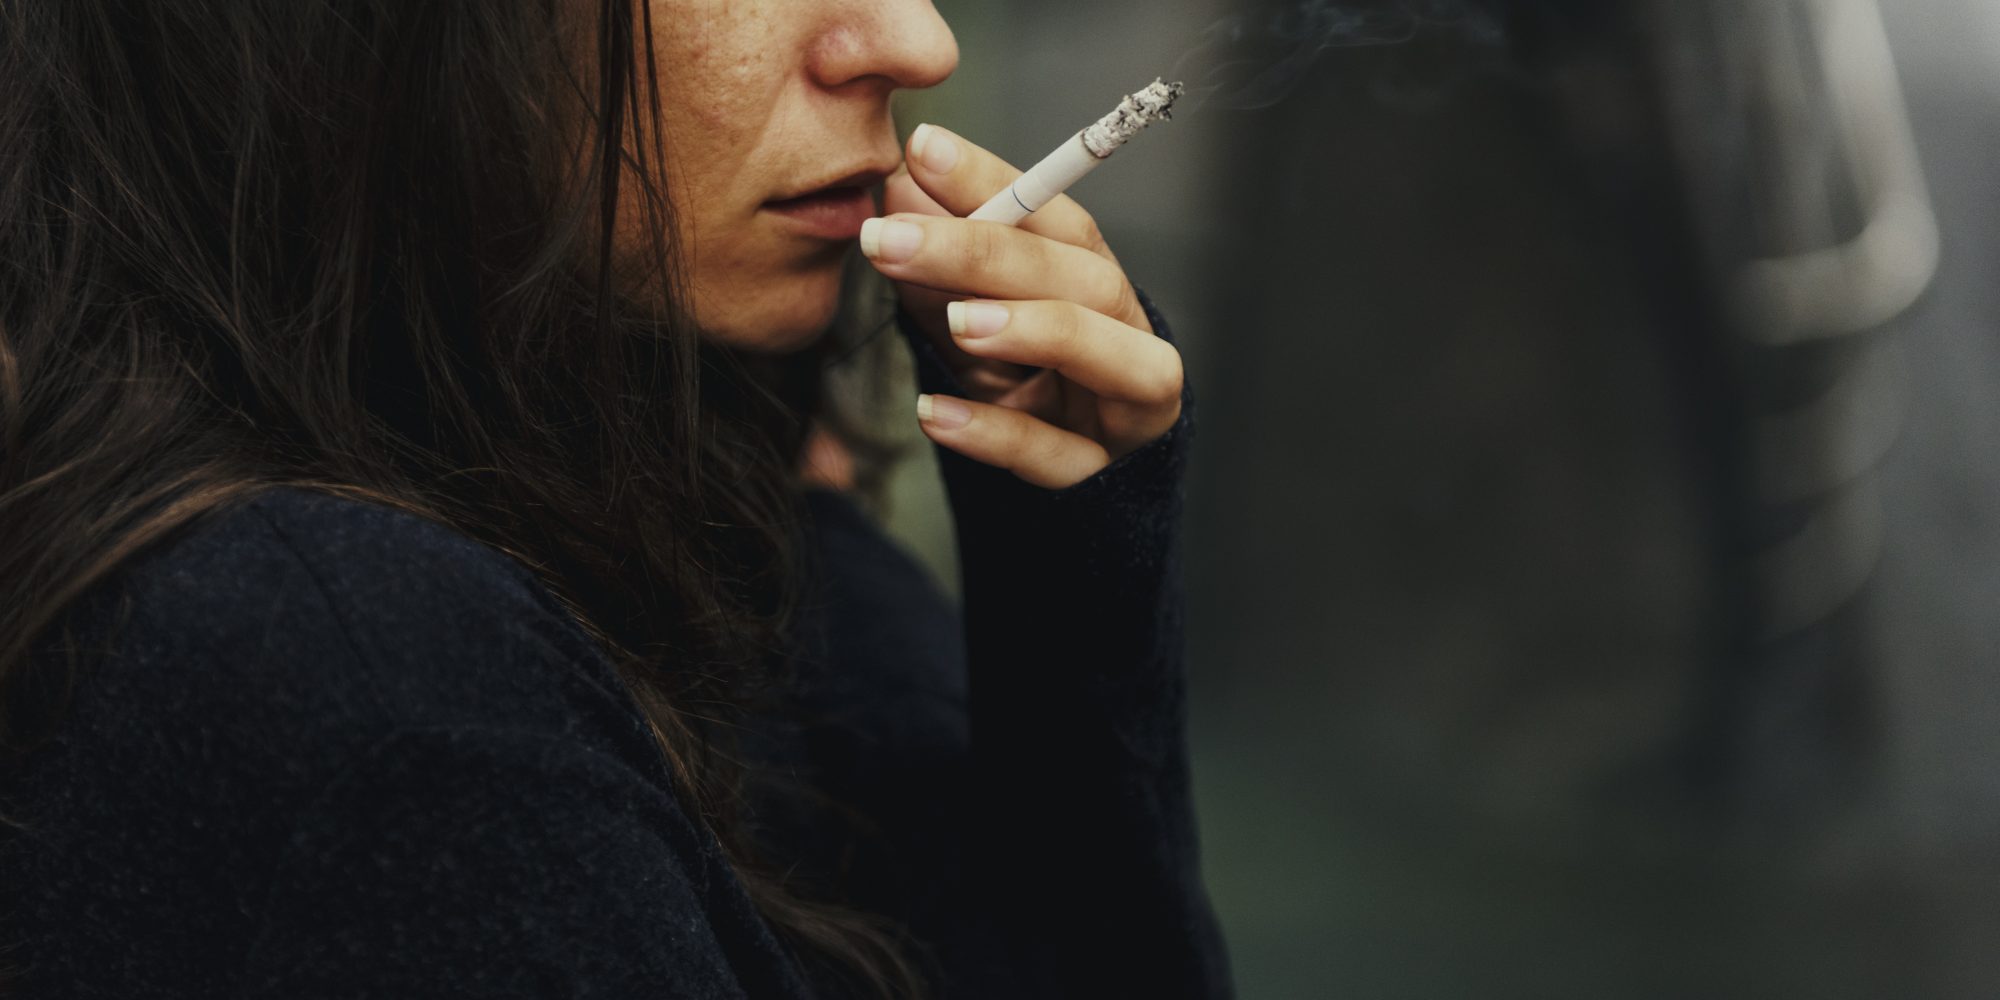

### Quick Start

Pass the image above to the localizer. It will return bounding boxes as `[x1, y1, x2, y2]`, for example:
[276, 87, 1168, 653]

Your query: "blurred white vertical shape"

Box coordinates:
[1754, 478, 1888, 637]
[1754, 338, 1908, 505]
[1735, 0, 1941, 341]
[1722, 0, 1938, 638]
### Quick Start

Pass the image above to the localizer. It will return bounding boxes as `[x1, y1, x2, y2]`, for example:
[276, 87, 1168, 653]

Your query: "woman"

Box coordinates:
[0, 1, 1230, 997]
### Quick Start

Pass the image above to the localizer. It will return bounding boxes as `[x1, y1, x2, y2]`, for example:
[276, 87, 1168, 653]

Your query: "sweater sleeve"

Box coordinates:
[896, 288, 1235, 999]
[229, 725, 794, 1000]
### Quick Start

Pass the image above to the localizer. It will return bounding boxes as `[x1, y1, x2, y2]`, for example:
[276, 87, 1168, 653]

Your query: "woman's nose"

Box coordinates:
[809, 0, 959, 93]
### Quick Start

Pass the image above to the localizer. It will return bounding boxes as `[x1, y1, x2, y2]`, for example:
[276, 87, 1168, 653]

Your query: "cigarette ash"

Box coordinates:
[1080, 79, 1186, 158]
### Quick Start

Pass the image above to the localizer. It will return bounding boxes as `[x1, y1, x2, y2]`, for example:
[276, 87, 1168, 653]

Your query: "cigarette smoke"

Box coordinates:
[1170, 0, 1509, 114]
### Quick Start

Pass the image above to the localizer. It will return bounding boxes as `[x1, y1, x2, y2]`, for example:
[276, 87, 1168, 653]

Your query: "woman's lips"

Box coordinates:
[763, 185, 878, 242]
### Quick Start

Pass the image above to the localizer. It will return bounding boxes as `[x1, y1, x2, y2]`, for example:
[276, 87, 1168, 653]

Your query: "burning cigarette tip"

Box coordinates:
[1081, 78, 1186, 158]
[967, 76, 1183, 225]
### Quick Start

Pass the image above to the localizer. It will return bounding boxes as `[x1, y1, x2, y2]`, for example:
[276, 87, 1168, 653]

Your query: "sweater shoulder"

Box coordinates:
[57, 485, 648, 753]
[3, 489, 704, 1000]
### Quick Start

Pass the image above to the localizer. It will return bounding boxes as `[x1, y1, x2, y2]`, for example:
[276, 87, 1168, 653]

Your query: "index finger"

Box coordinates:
[903, 123, 1120, 266]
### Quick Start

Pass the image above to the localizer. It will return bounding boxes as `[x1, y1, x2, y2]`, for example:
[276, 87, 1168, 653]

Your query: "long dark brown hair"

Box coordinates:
[0, 0, 922, 996]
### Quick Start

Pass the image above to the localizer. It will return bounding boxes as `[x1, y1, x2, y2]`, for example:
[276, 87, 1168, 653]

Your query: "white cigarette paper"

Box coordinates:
[968, 78, 1185, 226]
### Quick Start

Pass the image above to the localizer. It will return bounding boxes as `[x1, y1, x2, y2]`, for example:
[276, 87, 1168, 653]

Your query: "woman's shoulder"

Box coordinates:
[169, 483, 570, 638]
[2, 488, 752, 999]
[49, 484, 655, 767]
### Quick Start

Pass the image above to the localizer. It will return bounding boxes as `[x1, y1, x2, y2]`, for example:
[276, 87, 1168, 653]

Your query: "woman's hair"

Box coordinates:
[0, 1, 923, 996]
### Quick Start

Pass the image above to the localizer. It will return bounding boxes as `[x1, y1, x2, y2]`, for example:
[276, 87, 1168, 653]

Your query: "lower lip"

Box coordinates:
[763, 186, 877, 241]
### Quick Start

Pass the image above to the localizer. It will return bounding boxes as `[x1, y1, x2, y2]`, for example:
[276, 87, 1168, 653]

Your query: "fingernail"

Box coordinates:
[859, 217, 923, 263]
[917, 393, 971, 430]
[912, 123, 959, 174]
[947, 301, 1010, 339]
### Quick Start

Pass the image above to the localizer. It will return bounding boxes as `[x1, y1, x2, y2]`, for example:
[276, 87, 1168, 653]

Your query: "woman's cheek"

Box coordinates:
[686, 243, 844, 351]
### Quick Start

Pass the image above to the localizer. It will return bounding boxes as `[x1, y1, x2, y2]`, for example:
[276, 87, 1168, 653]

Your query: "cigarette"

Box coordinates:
[967, 78, 1185, 226]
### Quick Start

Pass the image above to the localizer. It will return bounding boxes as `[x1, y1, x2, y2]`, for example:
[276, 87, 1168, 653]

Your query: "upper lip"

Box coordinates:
[767, 164, 898, 204]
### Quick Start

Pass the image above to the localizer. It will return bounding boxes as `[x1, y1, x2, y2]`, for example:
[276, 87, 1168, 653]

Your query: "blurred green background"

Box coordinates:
[864, 1, 2000, 997]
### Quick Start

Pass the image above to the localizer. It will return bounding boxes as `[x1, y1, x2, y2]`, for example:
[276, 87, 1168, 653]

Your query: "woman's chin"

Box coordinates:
[712, 312, 835, 355]
[694, 278, 842, 355]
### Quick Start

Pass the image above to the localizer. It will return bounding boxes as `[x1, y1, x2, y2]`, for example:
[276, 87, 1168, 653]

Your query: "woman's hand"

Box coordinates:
[866, 123, 1184, 490]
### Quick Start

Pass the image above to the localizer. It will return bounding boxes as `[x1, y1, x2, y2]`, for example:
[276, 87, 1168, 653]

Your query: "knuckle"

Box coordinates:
[1050, 301, 1087, 355]
[1075, 212, 1108, 253]
[999, 421, 1040, 475]
[1089, 265, 1136, 320]
[999, 418, 1054, 472]
[1120, 282, 1147, 324]
[1031, 430, 1073, 470]
[1151, 350, 1186, 406]
[962, 222, 1005, 275]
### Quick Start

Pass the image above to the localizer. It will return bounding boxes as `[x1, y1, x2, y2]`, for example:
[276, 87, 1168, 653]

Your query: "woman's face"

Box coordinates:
[634, 0, 958, 352]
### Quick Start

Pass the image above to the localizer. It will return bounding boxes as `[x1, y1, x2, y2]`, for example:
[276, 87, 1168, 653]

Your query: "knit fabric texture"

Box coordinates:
[0, 288, 1233, 999]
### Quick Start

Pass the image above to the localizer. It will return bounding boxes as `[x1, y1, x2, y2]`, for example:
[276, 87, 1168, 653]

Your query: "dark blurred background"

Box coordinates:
[874, 1, 2000, 996]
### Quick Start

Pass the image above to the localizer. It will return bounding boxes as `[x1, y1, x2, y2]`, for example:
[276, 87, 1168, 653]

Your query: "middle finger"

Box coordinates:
[859, 213, 1146, 330]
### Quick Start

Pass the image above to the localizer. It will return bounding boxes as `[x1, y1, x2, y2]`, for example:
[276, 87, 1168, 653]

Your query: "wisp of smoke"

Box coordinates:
[1170, 0, 1509, 114]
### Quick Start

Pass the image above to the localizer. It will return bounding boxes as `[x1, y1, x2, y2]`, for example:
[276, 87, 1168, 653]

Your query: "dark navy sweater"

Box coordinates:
[0, 291, 1233, 999]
